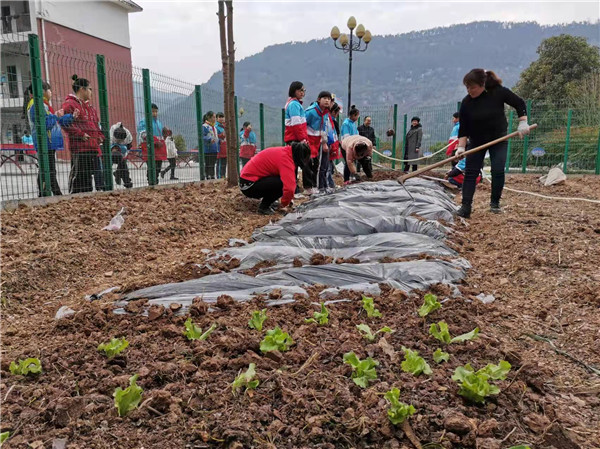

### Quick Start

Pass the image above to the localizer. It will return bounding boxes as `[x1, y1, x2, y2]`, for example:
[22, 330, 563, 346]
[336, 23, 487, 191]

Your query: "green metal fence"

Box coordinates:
[1, 33, 599, 202]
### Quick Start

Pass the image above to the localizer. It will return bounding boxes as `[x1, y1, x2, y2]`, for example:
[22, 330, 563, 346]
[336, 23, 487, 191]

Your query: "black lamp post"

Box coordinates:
[330, 17, 372, 114]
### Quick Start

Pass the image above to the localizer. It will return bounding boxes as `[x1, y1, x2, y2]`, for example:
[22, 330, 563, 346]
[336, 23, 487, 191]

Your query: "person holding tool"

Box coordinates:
[341, 134, 373, 183]
[455, 69, 529, 218]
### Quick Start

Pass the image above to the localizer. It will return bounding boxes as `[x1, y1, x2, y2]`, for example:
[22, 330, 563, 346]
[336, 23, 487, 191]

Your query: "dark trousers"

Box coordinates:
[240, 176, 283, 209]
[161, 157, 177, 179]
[461, 140, 507, 206]
[240, 157, 251, 169]
[303, 157, 319, 189]
[69, 151, 97, 194]
[93, 155, 104, 191]
[403, 163, 418, 172]
[147, 160, 163, 185]
[205, 153, 217, 179]
[37, 149, 62, 196]
[317, 147, 330, 191]
[112, 153, 133, 188]
[217, 157, 227, 178]
[341, 149, 373, 182]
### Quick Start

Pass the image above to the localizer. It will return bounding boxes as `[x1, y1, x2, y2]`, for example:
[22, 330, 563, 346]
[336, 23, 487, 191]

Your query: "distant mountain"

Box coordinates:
[205, 21, 599, 109]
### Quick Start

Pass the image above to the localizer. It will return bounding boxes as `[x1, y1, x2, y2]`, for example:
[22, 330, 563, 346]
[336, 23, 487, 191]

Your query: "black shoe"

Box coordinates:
[170, 176, 179, 180]
[124, 183, 133, 189]
[160, 171, 165, 179]
[456, 204, 472, 219]
[490, 202, 502, 214]
[258, 206, 274, 215]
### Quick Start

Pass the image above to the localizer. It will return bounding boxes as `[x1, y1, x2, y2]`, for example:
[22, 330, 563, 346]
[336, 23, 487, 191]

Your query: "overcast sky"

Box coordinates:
[129, 1, 600, 85]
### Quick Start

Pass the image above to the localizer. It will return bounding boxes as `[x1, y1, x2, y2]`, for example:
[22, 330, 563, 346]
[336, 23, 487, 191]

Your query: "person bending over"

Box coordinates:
[239, 142, 311, 215]
[341, 135, 373, 183]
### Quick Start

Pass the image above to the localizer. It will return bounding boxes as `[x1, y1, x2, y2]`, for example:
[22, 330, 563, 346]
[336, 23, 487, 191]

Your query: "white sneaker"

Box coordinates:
[294, 193, 305, 199]
[308, 188, 319, 195]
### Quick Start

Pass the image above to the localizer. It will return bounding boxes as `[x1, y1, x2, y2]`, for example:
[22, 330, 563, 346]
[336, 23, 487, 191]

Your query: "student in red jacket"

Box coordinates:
[239, 142, 310, 215]
[61, 74, 104, 194]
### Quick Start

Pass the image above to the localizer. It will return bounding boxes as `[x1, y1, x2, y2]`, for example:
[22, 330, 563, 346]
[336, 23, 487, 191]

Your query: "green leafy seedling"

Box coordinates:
[429, 321, 451, 344]
[362, 295, 382, 318]
[231, 363, 260, 395]
[452, 360, 511, 404]
[450, 327, 479, 343]
[183, 318, 218, 341]
[9, 358, 42, 376]
[401, 347, 432, 376]
[113, 374, 143, 417]
[0, 431, 9, 445]
[356, 324, 393, 342]
[433, 348, 450, 363]
[343, 351, 379, 388]
[98, 337, 129, 358]
[418, 293, 441, 317]
[384, 388, 416, 425]
[260, 327, 294, 353]
[305, 302, 329, 325]
[248, 309, 268, 332]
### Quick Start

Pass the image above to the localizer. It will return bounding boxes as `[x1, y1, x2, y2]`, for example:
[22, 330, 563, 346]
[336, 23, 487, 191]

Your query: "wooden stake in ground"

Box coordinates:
[218, 0, 238, 187]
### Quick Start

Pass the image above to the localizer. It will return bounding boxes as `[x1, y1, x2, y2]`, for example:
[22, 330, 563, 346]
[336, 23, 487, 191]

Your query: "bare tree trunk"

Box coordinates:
[225, 0, 237, 186]
[217, 1, 233, 184]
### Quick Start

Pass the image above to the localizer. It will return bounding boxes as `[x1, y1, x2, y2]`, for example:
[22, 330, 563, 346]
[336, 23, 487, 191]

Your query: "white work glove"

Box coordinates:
[455, 146, 466, 158]
[517, 120, 530, 138]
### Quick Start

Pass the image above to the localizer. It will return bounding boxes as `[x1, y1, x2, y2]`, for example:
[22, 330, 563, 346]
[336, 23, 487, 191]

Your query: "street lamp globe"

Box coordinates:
[355, 24, 365, 39]
[363, 30, 372, 44]
[339, 33, 349, 47]
[330, 26, 340, 41]
[347, 16, 357, 30]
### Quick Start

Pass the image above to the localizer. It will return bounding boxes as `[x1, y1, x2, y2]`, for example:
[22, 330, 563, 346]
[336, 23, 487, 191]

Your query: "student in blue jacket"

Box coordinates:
[202, 111, 219, 179]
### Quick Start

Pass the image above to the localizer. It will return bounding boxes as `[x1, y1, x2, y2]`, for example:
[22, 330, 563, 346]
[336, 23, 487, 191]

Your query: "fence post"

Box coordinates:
[28, 34, 51, 196]
[521, 99, 532, 173]
[505, 110, 514, 172]
[234, 96, 240, 173]
[563, 109, 573, 174]
[142, 69, 156, 185]
[96, 54, 113, 191]
[194, 85, 205, 180]
[391, 104, 398, 169]
[281, 108, 285, 144]
[259, 103, 265, 151]
[596, 127, 600, 175]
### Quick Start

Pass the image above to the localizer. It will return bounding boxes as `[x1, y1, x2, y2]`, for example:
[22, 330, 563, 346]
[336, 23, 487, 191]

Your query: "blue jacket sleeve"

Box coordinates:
[202, 124, 212, 143]
[249, 131, 257, 144]
[58, 114, 74, 128]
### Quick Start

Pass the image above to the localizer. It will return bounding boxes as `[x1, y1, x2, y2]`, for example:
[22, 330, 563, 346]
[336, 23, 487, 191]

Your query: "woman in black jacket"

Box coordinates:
[455, 69, 530, 218]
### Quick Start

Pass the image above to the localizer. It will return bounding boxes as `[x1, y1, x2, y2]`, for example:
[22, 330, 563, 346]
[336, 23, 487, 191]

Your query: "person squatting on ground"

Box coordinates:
[403, 116, 422, 173]
[25, 81, 70, 196]
[215, 112, 227, 178]
[160, 127, 178, 180]
[305, 91, 337, 194]
[456, 68, 529, 218]
[341, 135, 373, 183]
[109, 122, 133, 188]
[61, 75, 105, 194]
[444, 156, 481, 189]
[202, 111, 219, 179]
[239, 121, 257, 168]
[239, 142, 311, 215]
[284, 81, 309, 194]
[138, 103, 167, 185]
[446, 112, 460, 167]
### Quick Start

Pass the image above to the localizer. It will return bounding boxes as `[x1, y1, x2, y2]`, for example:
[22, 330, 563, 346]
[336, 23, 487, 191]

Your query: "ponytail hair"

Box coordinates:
[463, 68, 503, 89]
[349, 105, 359, 118]
[71, 74, 90, 93]
[21, 81, 51, 119]
[203, 111, 215, 122]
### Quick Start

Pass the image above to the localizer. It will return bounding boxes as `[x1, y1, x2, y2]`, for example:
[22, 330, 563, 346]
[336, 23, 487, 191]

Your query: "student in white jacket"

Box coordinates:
[160, 127, 179, 180]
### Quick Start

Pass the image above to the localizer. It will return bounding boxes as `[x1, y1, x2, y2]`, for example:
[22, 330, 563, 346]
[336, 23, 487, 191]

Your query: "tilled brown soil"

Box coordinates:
[1, 174, 599, 449]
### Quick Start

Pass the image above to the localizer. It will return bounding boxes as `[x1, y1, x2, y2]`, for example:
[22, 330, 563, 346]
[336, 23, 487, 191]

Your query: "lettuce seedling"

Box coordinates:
[113, 374, 143, 417]
[183, 318, 218, 341]
[248, 309, 268, 332]
[260, 327, 294, 353]
[418, 293, 441, 317]
[429, 321, 451, 343]
[98, 337, 129, 358]
[356, 324, 393, 342]
[231, 363, 259, 395]
[362, 295, 382, 318]
[433, 348, 450, 363]
[9, 358, 42, 376]
[429, 321, 480, 344]
[384, 388, 416, 425]
[452, 361, 511, 403]
[343, 351, 379, 388]
[305, 303, 329, 325]
[0, 431, 9, 444]
[401, 347, 432, 376]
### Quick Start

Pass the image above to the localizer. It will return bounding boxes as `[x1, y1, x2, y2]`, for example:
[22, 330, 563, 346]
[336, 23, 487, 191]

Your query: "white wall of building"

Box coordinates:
[35, 0, 131, 48]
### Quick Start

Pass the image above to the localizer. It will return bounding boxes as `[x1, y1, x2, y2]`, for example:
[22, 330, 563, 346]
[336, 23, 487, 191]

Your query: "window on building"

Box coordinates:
[1, 5, 12, 34]
[6, 66, 19, 98]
